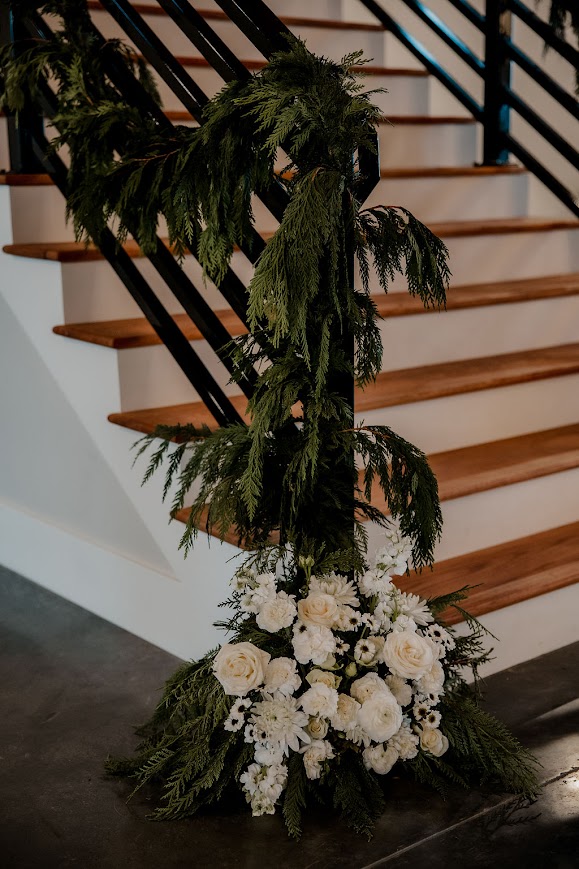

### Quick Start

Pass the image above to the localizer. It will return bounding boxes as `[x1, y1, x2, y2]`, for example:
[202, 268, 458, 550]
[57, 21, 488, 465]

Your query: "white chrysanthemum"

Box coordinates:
[310, 572, 360, 608]
[350, 672, 390, 704]
[256, 591, 297, 633]
[415, 660, 445, 696]
[357, 569, 394, 599]
[358, 690, 403, 743]
[363, 743, 399, 775]
[263, 656, 301, 697]
[292, 622, 337, 665]
[248, 695, 310, 754]
[334, 606, 363, 631]
[390, 722, 419, 760]
[374, 521, 414, 576]
[331, 693, 361, 732]
[397, 592, 434, 626]
[345, 724, 371, 748]
[302, 739, 334, 780]
[299, 682, 339, 718]
[354, 636, 385, 666]
[385, 674, 413, 707]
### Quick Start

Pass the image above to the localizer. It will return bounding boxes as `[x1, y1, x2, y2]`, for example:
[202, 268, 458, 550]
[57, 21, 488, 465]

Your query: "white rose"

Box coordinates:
[213, 642, 271, 696]
[302, 739, 334, 780]
[298, 592, 339, 628]
[256, 591, 297, 632]
[354, 636, 385, 666]
[263, 656, 301, 697]
[358, 690, 403, 743]
[350, 672, 390, 704]
[306, 717, 329, 740]
[306, 668, 338, 689]
[385, 675, 413, 707]
[331, 693, 361, 731]
[363, 743, 399, 775]
[382, 630, 435, 680]
[299, 683, 339, 718]
[419, 727, 449, 757]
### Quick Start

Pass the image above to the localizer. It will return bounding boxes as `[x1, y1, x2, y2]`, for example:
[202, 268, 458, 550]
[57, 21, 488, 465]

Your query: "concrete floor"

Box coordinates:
[0, 563, 578, 868]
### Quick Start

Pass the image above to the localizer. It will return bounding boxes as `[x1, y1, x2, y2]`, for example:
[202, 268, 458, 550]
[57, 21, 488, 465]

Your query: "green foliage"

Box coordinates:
[543, 1, 579, 92]
[327, 752, 385, 838]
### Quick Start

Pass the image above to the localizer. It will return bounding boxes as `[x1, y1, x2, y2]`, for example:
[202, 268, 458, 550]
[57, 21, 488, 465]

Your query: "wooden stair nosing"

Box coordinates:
[164, 109, 475, 126]
[0, 173, 53, 186]
[380, 165, 526, 178]
[398, 521, 579, 625]
[52, 273, 579, 349]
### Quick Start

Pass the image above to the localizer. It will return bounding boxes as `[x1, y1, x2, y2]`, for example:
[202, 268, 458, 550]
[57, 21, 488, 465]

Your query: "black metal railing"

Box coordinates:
[0, 0, 380, 433]
[360, 0, 579, 218]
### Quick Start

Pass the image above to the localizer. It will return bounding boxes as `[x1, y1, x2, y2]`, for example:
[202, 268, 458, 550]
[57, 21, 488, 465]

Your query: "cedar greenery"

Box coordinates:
[1, 1, 539, 839]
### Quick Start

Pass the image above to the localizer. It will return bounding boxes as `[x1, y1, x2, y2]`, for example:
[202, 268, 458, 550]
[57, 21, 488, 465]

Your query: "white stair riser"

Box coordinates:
[90, 10, 386, 63]
[6, 185, 75, 243]
[367, 172, 529, 223]
[366, 466, 579, 562]
[155, 68, 429, 115]
[360, 373, 579, 453]
[379, 295, 579, 370]
[378, 228, 579, 290]
[0, 117, 8, 172]
[195, 0, 344, 15]
[377, 121, 477, 167]
[58, 253, 249, 322]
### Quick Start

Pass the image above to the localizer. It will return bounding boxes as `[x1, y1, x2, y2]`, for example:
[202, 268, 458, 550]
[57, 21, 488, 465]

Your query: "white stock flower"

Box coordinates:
[299, 683, 339, 719]
[240, 762, 262, 795]
[354, 636, 385, 666]
[390, 722, 419, 760]
[305, 668, 338, 689]
[391, 614, 417, 633]
[248, 695, 310, 754]
[306, 716, 329, 740]
[374, 522, 414, 576]
[350, 672, 390, 704]
[331, 693, 361, 732]
[263, 656, 301, 697]
[254, 745, 284, 766]
[357, 569, 393, 599]
[256, 591, 297, 632]
[415, 660, 445, 696]
[373, 600, 393, 630]
[214, 642, 271, 696]
[292, 622, 336, 665]
[250, 794, 276, 816]
[418, 727, 449, 757]
[358, 691, 403, 743]
[297, 592, 339, 628]
[310, 573, 360, 608]
[382, 630, 435, 681]
[385, 675, 413, 707]
[397, 592, 433, 626]
[239, 572, 277, 614]
[363, 743, 399, 775]
[302, 739, 334, 780]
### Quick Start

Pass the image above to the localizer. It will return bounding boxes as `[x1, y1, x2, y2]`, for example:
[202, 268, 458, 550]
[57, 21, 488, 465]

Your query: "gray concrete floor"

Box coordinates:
[0, 564, 578, 868]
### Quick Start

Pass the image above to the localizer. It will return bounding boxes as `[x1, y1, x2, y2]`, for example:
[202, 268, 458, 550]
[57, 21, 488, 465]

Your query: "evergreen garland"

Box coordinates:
[1, 1, 540, 839]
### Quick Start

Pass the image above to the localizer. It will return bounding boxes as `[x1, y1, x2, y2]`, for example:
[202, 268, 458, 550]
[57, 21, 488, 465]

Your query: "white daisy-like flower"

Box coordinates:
[390, 721, 419, 760]
[413, 702, 430, 723]
[335, 638, 350, 655]
[361, 612, 382, 633]
[292, 622, 337, 665]
[426, 623, 455, 650]
[354, 635, 385, 666]
[310, 572, 360, 608]
[421, 708, 442, 729]
[248, 695, 310, 754]
[334, 607, 363, 631]
[224, 713, 245, 732]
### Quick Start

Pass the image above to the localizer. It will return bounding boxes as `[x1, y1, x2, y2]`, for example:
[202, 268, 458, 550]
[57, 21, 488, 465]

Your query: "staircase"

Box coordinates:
[1, 0, 578, 670]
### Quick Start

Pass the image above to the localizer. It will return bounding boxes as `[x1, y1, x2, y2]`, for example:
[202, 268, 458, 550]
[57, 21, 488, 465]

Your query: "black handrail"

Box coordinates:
[359, 0, 579, 217]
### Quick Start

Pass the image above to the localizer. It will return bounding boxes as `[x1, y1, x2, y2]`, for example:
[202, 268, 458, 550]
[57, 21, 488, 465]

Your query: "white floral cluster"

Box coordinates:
[213, 523, 456, 817]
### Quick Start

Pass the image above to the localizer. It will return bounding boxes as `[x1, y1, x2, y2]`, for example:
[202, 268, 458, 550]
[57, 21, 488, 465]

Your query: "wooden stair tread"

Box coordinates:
[2, 238, 144, 263]
[398, 521, 579, 624]
[52, 274, 579, 348]
[429, 216, 579, 237]
[150, 55, 427, 77]
[380, 165, 526, 178]
[88, 1, 385, 31]
[53, 310, 246, 348]
[109, 394, 251, 434]
[361, 343, 579, 410]
[0, 173, 53, 186]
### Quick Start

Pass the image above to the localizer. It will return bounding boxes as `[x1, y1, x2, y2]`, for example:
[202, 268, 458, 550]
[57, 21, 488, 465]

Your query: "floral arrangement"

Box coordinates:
[218, 524, 454, 818]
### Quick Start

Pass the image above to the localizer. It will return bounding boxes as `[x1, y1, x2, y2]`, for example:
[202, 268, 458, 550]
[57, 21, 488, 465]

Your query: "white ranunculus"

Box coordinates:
[214, 642, 271, 696]
[385, 674, 413, 707]
[382, 630, 435, 680]
[299, 682, 339, 718]
[297, 592, 339, 628]
[419, 727, 449, 757]
[263, 656, 301, 697]
[363, 743, 399, 775]
[302, 739, 334, 780]
[331, 693, 361, 732]
[306, 716, 329, 740]
[256, 591, 297, 633]
[350, 672, 390, 704]
[354, 636, 385, 666]
[358, 690, 403, 743]
[305, 668, 338, 689]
